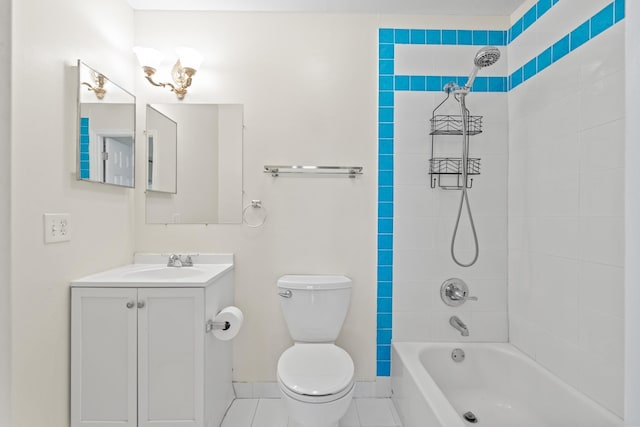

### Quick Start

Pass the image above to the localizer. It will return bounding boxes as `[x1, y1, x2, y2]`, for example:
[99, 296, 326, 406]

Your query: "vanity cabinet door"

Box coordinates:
[71, 288, 138, 427]
[137, 288, 205, 427]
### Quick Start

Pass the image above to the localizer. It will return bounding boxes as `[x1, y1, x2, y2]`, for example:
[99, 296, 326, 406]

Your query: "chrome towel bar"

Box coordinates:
[264, 165, 363, 178]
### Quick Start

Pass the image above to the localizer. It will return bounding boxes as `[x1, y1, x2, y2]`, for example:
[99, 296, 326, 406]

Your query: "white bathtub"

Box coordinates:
[391, 342, 622, 427]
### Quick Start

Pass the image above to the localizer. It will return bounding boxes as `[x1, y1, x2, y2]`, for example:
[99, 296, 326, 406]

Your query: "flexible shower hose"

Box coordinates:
[450, 93, 480, 267]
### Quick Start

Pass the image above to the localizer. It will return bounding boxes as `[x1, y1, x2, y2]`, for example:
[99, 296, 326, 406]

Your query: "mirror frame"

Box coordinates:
[76, 60, 136, 188]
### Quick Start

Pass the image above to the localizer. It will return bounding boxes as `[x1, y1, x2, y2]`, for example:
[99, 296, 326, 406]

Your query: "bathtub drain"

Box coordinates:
[463, 411, 478, 423]
[451, 348, 465, 362]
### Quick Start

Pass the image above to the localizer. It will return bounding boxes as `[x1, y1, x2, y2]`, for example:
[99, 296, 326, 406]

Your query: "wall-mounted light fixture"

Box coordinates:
[133, 47, 203, 100]
[82, 71, 107, 100]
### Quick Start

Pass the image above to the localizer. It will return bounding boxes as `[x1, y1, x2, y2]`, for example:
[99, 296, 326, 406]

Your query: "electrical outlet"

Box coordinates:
[43, 213, 71, 243]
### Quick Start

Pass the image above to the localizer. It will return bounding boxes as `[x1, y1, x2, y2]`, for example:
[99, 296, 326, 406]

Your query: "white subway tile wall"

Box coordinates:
[382, 0, 625, 416]
[391, 65, 509, 345]
[508, 0, 625, 417]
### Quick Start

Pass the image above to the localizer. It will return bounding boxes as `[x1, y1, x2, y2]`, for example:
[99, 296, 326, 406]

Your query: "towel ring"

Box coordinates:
[243, 200, 267, 228]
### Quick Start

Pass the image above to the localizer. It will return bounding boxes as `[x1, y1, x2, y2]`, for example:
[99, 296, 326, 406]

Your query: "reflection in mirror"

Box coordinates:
[77, 60, 135, 188]
[145, 104, 243, 224]
[145, 105, 177, 193]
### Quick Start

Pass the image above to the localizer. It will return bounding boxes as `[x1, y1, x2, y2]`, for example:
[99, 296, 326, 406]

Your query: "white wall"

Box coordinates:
[508, 0, 625, 416]
[11, 0, 136, 426]
[392, 39, 510, 344]
[0, 0, 10, 423]
[134, 12, 387, 382]
[625, 1, 640, 424]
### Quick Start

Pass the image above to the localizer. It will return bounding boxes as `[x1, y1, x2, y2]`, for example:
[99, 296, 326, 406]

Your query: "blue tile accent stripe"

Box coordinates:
[377, 28, 395, 376]
[79, 117, 90, 179]
[394, 28, 508, 46]
[377, 0, 624, 376]
[394, 75, 508, 93]
[389, 0, 562, 47]
[509, 0, 560, 43]
[509, 0, 624, 90]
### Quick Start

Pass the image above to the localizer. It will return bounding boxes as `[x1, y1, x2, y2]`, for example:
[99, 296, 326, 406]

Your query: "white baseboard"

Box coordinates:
[233, 377, 392, 399]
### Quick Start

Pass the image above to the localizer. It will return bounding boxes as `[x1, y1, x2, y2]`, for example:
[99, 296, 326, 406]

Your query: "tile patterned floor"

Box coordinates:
[221, 398, 402, 427]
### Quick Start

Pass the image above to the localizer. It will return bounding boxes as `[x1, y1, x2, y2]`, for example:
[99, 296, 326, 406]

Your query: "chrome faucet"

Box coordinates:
[450, 316, 469, 336]
[166, 254, 194, 267]
[167, 254, 183, 267]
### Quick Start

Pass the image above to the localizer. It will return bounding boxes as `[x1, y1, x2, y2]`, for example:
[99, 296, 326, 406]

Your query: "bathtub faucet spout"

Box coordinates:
[450, 316, 469, 336]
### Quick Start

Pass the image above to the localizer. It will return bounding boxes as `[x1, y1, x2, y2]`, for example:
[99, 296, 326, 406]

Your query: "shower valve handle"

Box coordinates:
[452, 289, 478, 302]
[441, 278, 478, 307]
[460, 294, 478, 302]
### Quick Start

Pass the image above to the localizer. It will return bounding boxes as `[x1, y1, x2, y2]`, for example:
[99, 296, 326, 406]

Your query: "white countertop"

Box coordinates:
[71, 253, 234, 288]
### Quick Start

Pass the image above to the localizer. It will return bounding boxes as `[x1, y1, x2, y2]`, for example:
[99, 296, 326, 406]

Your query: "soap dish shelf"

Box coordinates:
[430, 114, 483, 136]
[428, 91, 483, 190]
[429, 157, 480, 189]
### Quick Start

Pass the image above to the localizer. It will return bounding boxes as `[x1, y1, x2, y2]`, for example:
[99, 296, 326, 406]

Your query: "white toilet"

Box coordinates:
[276, 275, 355, 427]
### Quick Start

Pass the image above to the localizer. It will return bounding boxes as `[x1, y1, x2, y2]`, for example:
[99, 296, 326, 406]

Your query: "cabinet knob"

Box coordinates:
[137, 301, 145, 309]
[126, 301, 135, 309]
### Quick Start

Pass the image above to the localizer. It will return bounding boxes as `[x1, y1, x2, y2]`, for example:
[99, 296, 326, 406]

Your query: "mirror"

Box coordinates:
[145, 105, 177, 193]
[77, 60, 135, 188]
[145, 104, 243, 224]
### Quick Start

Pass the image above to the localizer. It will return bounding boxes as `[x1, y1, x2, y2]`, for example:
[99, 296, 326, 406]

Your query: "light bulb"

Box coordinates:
[133, 46, 164, 71]
[176, 47, 203, 71]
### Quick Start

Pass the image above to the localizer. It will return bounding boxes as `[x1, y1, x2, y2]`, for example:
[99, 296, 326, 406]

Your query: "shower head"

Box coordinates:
[465, 46, 501, 90]
[474, 46, 501, 68]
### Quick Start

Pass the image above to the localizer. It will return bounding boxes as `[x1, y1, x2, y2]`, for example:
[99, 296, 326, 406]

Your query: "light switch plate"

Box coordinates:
[43, 213, 71, 243]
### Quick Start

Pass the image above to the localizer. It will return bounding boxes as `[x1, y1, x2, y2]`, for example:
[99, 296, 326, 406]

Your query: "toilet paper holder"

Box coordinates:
[205, 319, 231, 333]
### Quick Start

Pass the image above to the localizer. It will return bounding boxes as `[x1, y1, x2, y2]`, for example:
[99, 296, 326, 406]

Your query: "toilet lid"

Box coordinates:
[277, 343, 354, 397]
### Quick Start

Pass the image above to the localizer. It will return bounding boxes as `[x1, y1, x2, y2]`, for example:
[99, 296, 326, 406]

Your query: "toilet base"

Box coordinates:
[279, 383, 354, 427]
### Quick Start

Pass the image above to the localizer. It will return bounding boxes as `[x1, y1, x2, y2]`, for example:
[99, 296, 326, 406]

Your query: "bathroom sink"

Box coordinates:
[70, 253, 234, 287]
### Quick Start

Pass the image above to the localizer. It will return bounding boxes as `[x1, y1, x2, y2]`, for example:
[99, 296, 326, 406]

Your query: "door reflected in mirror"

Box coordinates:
[77, 60, 135, 188]
[145, 104, 243, 224]
[146, 105, 177, 194]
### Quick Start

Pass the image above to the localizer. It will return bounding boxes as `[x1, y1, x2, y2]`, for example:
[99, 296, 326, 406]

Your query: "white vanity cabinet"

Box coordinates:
[70, 255, 235, 427]
[137, 288, 204, 427]
[71, 287, 204, 427]
[70, 287, 138, 427]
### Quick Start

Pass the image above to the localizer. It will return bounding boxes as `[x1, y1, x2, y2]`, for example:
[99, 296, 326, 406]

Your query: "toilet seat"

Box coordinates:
[277, 343, 354, 403]
[279, 378, 354, 404]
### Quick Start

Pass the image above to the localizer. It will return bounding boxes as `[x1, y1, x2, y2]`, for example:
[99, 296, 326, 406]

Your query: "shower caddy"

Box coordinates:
[429, 91, 482, 189]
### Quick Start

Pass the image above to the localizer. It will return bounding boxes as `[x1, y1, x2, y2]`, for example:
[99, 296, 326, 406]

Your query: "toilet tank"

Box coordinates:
[277, 275, 352, 342]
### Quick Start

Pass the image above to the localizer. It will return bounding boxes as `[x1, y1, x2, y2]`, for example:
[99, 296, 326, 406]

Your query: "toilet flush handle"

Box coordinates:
[278, 289, 292, 298]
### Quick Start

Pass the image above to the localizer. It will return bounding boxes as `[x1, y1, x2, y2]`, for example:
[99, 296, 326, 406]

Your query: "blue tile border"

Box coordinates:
[509, 0, 623, 90]
[393, 75, 508, 93]
[79, 117, 90, 179]
[382, 0, 563, 48]
[509, 0, 560, 43]
[377, 40, 394, 374]
[615, 0, 625, 22]
[377, 0, 624, 376]
[399, 28, 508, 46]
